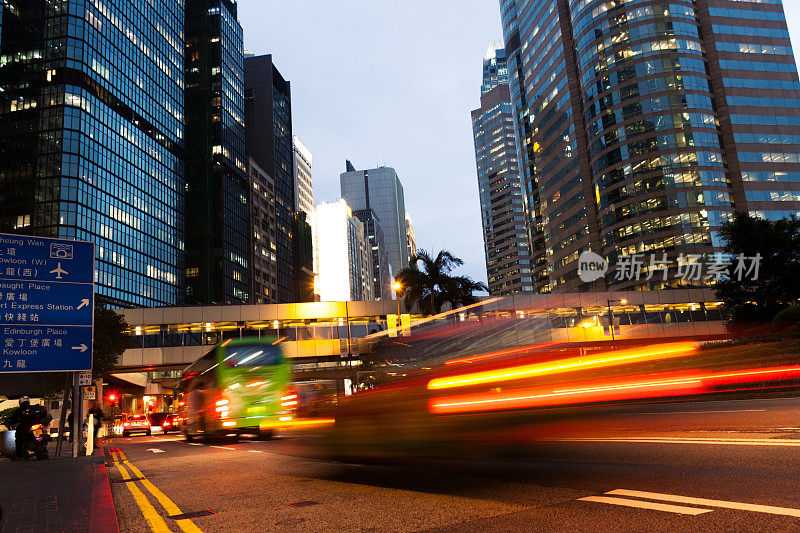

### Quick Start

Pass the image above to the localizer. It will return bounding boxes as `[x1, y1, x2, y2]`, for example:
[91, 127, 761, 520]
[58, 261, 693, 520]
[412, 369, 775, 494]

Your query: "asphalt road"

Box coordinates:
[106, 396, 800, 532]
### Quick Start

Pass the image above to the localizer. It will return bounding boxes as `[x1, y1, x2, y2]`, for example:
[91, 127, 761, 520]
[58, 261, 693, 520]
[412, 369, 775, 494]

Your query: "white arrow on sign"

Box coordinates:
[147, 448, 165, 454]
[72, 344, 88, 352]
[77, 299, 90, 310]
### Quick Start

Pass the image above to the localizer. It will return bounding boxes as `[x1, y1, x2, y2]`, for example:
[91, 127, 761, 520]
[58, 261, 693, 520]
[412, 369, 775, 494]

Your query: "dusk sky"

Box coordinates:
[237, 1, 800, 286]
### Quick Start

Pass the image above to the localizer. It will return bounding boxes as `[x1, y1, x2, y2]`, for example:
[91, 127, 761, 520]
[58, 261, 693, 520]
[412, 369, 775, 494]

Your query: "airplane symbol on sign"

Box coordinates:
[49, 262, 68, 280]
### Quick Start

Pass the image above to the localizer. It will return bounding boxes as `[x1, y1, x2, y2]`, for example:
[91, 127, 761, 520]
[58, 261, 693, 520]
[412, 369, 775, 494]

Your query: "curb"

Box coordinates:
[89, 443, 119, 533]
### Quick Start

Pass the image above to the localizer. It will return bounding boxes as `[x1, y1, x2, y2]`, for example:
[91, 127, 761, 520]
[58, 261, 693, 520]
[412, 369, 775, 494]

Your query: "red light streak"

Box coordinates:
[429, 364, 800, 415]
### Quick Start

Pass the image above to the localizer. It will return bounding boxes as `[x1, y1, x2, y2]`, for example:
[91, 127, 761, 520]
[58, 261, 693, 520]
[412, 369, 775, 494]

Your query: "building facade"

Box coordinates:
[312, 200, 374, 302]
[405, 211, 417, 264]
[499, 0, 800, 292]
[245, 54, 306, 303]
[340, 164, 409, 277]
[353, 209, 391, 300]
[247, 157, 278, 304]
[292, 136, 314, 219]
[471, 43, 534, 295]
[184, 0, 249, 304]
[0, 0, 185, 307]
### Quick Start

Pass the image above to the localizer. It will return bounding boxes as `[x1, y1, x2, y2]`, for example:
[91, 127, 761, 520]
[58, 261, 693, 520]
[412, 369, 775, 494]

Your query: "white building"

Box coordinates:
[312, 200, 374, 302]
[292, 136, 314, 220]
[405, 211, 417, 264]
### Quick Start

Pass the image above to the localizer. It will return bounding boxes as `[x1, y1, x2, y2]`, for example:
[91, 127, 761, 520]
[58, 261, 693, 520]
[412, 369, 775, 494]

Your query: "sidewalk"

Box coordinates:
[0, 441, 118, 533]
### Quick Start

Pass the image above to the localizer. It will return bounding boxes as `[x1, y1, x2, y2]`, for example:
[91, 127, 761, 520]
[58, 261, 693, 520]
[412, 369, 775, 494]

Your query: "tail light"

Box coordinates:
[163, 421, 171, 426]
[123, 422, 130, 427]
[215, 397, 230, 418]
[30, 424, 42, 430]
[281, 386, 298, 415]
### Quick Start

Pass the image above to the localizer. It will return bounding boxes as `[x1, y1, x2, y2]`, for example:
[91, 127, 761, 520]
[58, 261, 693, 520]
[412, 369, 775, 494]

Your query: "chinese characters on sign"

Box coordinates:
[0, 234, 94, 373]
[613, 253, 762, 283]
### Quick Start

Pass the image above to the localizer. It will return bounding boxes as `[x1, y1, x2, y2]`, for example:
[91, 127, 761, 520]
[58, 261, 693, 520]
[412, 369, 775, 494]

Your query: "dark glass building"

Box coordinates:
[0, 0, 185, 307]
[499, 0, 800, 291]
[353, 208, 391, 300]
[184, 0, 249, 304]
[471, 44, 534, 295]
[244, 54, 311, 303]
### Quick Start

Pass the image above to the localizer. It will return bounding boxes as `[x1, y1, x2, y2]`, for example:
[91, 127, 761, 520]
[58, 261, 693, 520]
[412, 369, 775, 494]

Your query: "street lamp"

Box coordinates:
[392, 281, 402, 318]
[606, 298, 628, 342]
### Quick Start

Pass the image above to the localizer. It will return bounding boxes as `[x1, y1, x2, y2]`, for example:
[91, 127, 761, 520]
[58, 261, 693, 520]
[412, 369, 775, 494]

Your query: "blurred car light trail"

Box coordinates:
[429, 364, 800, 414]
[444, 342, 559, 366]
[427, 342, 698, 390]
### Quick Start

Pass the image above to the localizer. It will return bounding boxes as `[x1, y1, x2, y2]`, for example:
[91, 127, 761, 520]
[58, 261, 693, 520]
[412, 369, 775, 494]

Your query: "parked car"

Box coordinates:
[121, 414, 151, 437]
[148, 412, 177, 434]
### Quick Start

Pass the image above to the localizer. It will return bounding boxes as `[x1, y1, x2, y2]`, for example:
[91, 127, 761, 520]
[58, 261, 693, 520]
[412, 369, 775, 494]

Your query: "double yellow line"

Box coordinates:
[109, 448, 203, 533]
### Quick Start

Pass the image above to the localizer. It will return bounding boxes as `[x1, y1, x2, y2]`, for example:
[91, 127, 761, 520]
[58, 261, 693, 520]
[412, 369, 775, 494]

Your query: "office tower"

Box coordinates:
[245, 54, 308, 302]
[340, 164, 409, 276]
[312, 200, 374, 302]
[0, 1, 185, 307]
[405, 211, 417, 263]
[292, 136, 314, 219]
[471, 43, 534, 295]
[353, 209, 391, 300]
[499, 0, 800, 292]
[248, 157, 278, 304]
[184, 0, 248, 304]
[482, 42, 509, 95]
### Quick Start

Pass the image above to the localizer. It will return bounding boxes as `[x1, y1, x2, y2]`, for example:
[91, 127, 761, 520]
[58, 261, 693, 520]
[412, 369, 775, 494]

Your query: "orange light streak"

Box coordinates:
[429, 364, 800, 414]
[427, 342, 698, 390]
[444, 342, 559, 366]
[258, 418, 335, 430]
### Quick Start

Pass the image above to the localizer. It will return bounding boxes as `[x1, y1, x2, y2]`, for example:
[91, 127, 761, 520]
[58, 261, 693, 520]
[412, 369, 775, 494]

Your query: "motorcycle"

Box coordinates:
[13, 406, 50, 460]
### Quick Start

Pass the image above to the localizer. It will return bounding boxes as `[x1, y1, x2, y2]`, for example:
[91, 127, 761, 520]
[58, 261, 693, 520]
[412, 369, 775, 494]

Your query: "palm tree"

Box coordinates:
[394, 249, 488, 315]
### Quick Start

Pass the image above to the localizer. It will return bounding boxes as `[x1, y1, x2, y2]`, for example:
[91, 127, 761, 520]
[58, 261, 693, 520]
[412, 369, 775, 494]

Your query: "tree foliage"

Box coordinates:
[715, 213, 800, 323]
[394, 249, 488, 314]
[93, 301, 135, 378]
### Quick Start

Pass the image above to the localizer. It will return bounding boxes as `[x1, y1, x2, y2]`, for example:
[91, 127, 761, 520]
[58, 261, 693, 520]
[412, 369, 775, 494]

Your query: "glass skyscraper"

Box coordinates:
[0, 0, 185, 307]
[244, 54, 307, 303]
[499, 0, 800, 291]
[472, 43, 534, 295]
[184, 0, 248, 304]
[340, 164, 409, 280]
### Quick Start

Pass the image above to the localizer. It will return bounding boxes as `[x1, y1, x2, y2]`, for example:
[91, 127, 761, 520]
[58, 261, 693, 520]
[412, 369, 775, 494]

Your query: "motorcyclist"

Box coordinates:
[8, 396, 49, 458]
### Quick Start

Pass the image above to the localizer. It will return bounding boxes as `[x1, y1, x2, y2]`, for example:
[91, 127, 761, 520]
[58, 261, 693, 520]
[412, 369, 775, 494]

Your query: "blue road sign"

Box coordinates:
[0, 234, 94, 372]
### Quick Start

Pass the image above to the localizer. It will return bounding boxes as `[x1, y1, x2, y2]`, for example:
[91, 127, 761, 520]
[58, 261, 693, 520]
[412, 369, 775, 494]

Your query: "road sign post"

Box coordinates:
[0, 234, 94, 373]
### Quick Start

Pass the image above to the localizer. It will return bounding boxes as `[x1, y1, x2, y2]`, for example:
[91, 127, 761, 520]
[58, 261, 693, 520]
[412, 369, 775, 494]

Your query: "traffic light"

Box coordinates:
[107, 391, 120, 408]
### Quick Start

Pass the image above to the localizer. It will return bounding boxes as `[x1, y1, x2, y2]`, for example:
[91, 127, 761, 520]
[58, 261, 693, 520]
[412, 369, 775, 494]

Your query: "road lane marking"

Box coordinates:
[110, 452, 172, 533]
[248, 450, 263, 453]
[578, 496, 712, 515]
[210, 445, 235, 450]
[116, 450, 204, 533]
[608, 489, 800, 518]
[550, 437, 800, 447]
[187, 443, 203, 446]
[613, 409, 766, 415]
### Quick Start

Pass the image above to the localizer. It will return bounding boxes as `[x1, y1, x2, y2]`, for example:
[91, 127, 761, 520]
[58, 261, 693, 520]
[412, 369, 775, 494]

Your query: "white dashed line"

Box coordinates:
[578, 496, 712, 515]
[552, 437, 800, 447]
[608, 489, 800, 518]
[210, 445, 236, 450]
